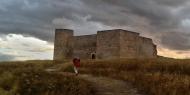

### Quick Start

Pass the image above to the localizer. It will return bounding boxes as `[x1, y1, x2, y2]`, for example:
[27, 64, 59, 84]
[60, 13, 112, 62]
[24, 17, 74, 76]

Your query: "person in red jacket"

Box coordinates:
[73, 57, 80, 76]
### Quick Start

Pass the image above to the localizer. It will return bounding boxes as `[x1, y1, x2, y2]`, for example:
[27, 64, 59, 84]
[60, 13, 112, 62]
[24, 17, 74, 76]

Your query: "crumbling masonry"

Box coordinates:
[54, 29, 157, 61]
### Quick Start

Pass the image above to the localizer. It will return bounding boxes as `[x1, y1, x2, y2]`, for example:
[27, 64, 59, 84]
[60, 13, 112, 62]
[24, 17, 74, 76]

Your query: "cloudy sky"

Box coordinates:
[0, 0, 190, 61]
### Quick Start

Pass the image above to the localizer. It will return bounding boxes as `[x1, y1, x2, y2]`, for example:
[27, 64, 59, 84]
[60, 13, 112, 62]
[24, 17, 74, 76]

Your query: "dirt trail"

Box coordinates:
[45, 64, 143, 95]
[79, 74, 143, 95]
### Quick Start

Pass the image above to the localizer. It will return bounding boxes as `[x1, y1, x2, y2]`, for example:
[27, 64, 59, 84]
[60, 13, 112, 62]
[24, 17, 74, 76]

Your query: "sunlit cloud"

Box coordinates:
[0, 34, 54, 61]
[158, 47, 190, 59]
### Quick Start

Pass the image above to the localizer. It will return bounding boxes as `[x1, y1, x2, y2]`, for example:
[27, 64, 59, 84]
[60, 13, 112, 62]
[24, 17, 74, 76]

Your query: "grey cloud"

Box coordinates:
[160, 32, 190, 50]
[0, 0, 190, 51]
[0, 0, 74, 41]
[81, 0, 181, 30]
[154, 0, 188, 7]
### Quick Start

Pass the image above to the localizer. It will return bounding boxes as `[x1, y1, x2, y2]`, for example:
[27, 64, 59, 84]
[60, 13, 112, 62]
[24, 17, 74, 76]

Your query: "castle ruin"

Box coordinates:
[53, 29, 157, 61]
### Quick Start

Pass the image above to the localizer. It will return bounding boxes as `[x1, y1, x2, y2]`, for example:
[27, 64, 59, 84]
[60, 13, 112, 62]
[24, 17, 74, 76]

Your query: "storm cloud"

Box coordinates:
[0, 0, 190, 59]
[160, 32, 190, 50]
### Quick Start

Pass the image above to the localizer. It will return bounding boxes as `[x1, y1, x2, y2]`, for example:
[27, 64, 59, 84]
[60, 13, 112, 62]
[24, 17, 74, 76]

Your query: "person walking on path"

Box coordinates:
[73, 57, 80, 76]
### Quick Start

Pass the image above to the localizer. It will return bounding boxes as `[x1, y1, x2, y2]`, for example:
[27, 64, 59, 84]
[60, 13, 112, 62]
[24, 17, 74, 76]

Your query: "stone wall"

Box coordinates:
[53, 29, 73, 61]
[119, 30, 140, 58]
[118, 29, 157, 58]
[53, 29, 157, 61]
[96, 30, 120, 59]
[73, 34, 97, 59]
[138, 37, 157, 58]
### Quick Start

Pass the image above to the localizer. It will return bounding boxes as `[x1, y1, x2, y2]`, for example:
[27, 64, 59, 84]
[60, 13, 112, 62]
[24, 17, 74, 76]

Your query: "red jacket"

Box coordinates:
[73, 58, 80, 67]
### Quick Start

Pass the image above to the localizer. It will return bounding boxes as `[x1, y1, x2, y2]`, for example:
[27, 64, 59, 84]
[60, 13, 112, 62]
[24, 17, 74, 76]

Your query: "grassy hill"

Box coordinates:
[76, 58, 190, 95]
[0, 60, 94, 95]
[0, 58, 189, 95]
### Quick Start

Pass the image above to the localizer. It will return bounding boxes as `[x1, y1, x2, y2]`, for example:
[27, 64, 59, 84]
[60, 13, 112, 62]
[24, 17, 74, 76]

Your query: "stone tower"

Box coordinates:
[53, 29, 73, 62]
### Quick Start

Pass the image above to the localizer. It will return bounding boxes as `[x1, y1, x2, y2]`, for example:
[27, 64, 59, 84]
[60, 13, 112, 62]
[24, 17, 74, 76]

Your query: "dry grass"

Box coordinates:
[78, 58, 190, 95]
[0, 60, 95, 95]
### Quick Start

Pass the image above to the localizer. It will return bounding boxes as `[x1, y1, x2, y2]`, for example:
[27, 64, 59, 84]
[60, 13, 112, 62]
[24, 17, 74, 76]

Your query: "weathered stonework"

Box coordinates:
[53, 29, 157, 61]
[53, 29, 73, 61]
[96, 30, 120, 59]
[120, 30, 140, 58]
[73, 34, 97, 59]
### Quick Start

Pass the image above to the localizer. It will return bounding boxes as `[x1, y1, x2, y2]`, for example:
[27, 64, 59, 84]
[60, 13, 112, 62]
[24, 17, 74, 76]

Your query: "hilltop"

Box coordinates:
[0, 58, 189, 95]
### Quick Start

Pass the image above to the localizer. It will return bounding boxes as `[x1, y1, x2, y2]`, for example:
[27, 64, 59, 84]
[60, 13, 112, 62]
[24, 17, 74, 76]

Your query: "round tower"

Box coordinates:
[53, 29, 73, 62]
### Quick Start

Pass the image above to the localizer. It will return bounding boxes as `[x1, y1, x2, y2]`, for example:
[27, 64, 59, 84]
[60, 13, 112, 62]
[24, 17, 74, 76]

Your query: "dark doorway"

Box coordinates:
[91, 54, 96, 59]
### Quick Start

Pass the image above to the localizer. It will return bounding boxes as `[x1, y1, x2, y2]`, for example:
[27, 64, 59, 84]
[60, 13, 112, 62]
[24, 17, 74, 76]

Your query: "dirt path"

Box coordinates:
[45, 65, 143, 95]
[79, 74, 143, 95]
